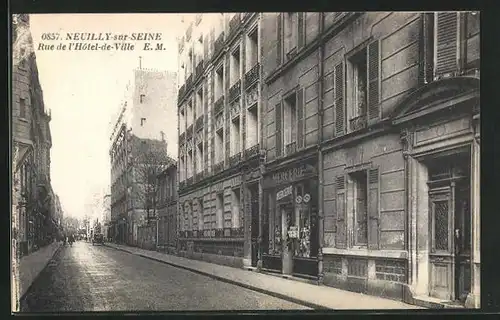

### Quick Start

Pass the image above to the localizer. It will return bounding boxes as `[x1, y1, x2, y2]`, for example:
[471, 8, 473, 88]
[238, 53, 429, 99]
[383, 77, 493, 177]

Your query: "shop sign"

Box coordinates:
[265, 162, 317, 189]
[296, 195, 302, 204]
[303, 193, 311, 203]
[276, 185, 293, 201]
[287, 226, 299, 238]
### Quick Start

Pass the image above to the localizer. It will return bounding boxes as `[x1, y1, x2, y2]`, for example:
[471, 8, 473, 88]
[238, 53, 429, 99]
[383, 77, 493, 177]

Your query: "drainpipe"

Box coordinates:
[317, 13, 325, 285]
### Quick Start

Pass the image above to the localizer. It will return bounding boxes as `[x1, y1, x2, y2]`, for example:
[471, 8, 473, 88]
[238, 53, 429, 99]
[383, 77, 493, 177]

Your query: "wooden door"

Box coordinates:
[455, 181, 472, 302]
[429, 185, 455, 300]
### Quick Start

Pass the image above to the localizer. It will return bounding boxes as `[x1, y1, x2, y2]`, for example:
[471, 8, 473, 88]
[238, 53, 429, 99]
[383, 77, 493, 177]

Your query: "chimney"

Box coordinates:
[160, 131, 165, 142]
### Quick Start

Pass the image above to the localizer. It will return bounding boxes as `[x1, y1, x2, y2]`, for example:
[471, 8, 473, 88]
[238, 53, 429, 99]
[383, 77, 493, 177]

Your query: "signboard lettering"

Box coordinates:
[276, 185, 293, 201]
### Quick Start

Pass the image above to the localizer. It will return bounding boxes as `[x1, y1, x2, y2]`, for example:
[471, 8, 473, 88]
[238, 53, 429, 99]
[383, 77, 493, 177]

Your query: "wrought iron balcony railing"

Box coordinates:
[215, 114, 224, 131]
[229, 152, 241, 167]
[229, 79, 241, 102]
[195, 60, 204, 79]
[214, 32, 225, 59]
[244, 143, 260, 160]
[178, 84, 186, 101]
[213, 161, 224, 174]
[230, 101, 240, 120]
[179, 131, 185, 142]
[195, 171, 204, 183]
[214, 96, 225, 115]
[229, 13, 242, 37]
[186, 74, 193, 91]
[186, 124, 193, 139]
[349, 114, 367, 132]
[286, 48, 298, 61]
[285, 141, 297, 156]
[195, 115, 204, 130]
[245, 63, 260, 89]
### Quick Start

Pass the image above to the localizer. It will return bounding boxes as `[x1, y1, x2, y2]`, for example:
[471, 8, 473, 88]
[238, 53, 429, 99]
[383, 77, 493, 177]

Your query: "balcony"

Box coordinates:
[349, 114, 367, 132]
[229, 152, 241, 167]
[186, 124, 193, 139]
[229, 13, 242, 38]
[214, 32, 225, 59]
[243, 143, 260, 160]
[229, 79, 241, 102]
[186, 74, 193, 91]
[285, 141, 297, 156]
[245, 63, 260, 89]
[195, 171, 204, 183]
[286, 48, 298, 61]
[213, 161, 224, 174]
[230, 100, 240, 120]
[178, 84, 186, 101]
[195, 115, 204, 130]
[179, 131, 185, 143]
[215, 114, 224, 131]
[214, 96, 225, 115]
[195, 60, 204, 79]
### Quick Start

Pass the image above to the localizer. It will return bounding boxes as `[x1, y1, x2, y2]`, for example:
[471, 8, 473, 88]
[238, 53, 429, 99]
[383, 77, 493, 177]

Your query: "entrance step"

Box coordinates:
[413, 295, 465, 309]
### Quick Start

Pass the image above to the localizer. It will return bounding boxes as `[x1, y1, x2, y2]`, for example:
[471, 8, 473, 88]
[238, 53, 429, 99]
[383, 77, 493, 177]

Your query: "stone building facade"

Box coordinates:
[177, 13, 264, 268]
[156, 163, 178, 254]
[12, 14, 58, 257]
[109, 68, 177, 245]
[260, 12, 480, 307]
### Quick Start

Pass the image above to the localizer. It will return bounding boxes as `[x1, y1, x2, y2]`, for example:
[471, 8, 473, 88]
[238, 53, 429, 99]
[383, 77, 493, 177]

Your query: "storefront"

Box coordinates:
[261, 157, 319, 279]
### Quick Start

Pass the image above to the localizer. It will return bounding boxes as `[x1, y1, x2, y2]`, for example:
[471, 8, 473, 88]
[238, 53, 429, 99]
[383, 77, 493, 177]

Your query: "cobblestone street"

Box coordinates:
[20, 241, 309, 312]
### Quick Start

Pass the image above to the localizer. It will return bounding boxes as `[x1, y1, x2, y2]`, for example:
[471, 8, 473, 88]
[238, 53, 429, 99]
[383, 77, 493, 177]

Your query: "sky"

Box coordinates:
[29, 14, 192, 220]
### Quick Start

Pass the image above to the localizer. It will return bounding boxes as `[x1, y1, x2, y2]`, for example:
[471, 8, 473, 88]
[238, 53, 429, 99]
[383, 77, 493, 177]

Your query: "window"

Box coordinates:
[246, 103, 258, 148]
[350, 171, 368, 246]
[246, 28, 258, 71]
[230, 46, 241, 86]
[187, 150, 193, 178]
[179, 108, 186, 133]
[196, 89, 203, 118]
[19, 98, 26, 118]
[196, 141, 203, 173]
[231, 188, 240, 228]
[140, 94, 145, 103]
[140, 117, 146, 126]
[350, 48, 368, 118]
[231, 117, 240, 156]
[215, 129, 224, 164]
[216, 193, 224, 230]
[215, 66, 224, 100]
[283, 92, 297, 154]
[284, 13, 298, 58]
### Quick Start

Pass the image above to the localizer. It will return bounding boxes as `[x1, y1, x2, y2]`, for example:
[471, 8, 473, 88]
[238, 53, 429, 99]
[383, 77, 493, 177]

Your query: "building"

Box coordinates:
[12, 14, 57, 256]
[260, 12, 480, 308]
[102, 194, 111, 240]
[109, 67, 177, 246]
[176, 13, 264, 268]
[156, 161, 178, 254]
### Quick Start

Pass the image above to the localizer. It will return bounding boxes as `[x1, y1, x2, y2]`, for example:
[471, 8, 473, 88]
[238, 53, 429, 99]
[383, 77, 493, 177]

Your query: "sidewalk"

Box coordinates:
[12, 241, 62, 311]
[105, 243, 424, 310]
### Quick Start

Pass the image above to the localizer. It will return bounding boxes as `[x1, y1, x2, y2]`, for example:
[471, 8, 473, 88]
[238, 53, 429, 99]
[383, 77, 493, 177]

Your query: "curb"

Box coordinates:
[104, 244, 329, 310]
[18, 243, 63, 311]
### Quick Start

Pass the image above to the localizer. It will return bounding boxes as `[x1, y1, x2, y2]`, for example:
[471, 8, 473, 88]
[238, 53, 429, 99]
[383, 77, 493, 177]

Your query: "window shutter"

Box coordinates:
[298, 12, 305, 49]
[367, 40, 381, 121]
[335, 175, 347, 249]
[367, 168, 380, 250]
[334, 62, 345, 136]
[277, 13, 283, 65]
[297, 88, 304, 149]
[422, 13, 435, 84]
[275, 102, 282, 157]
[435, 12, 459, 78]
